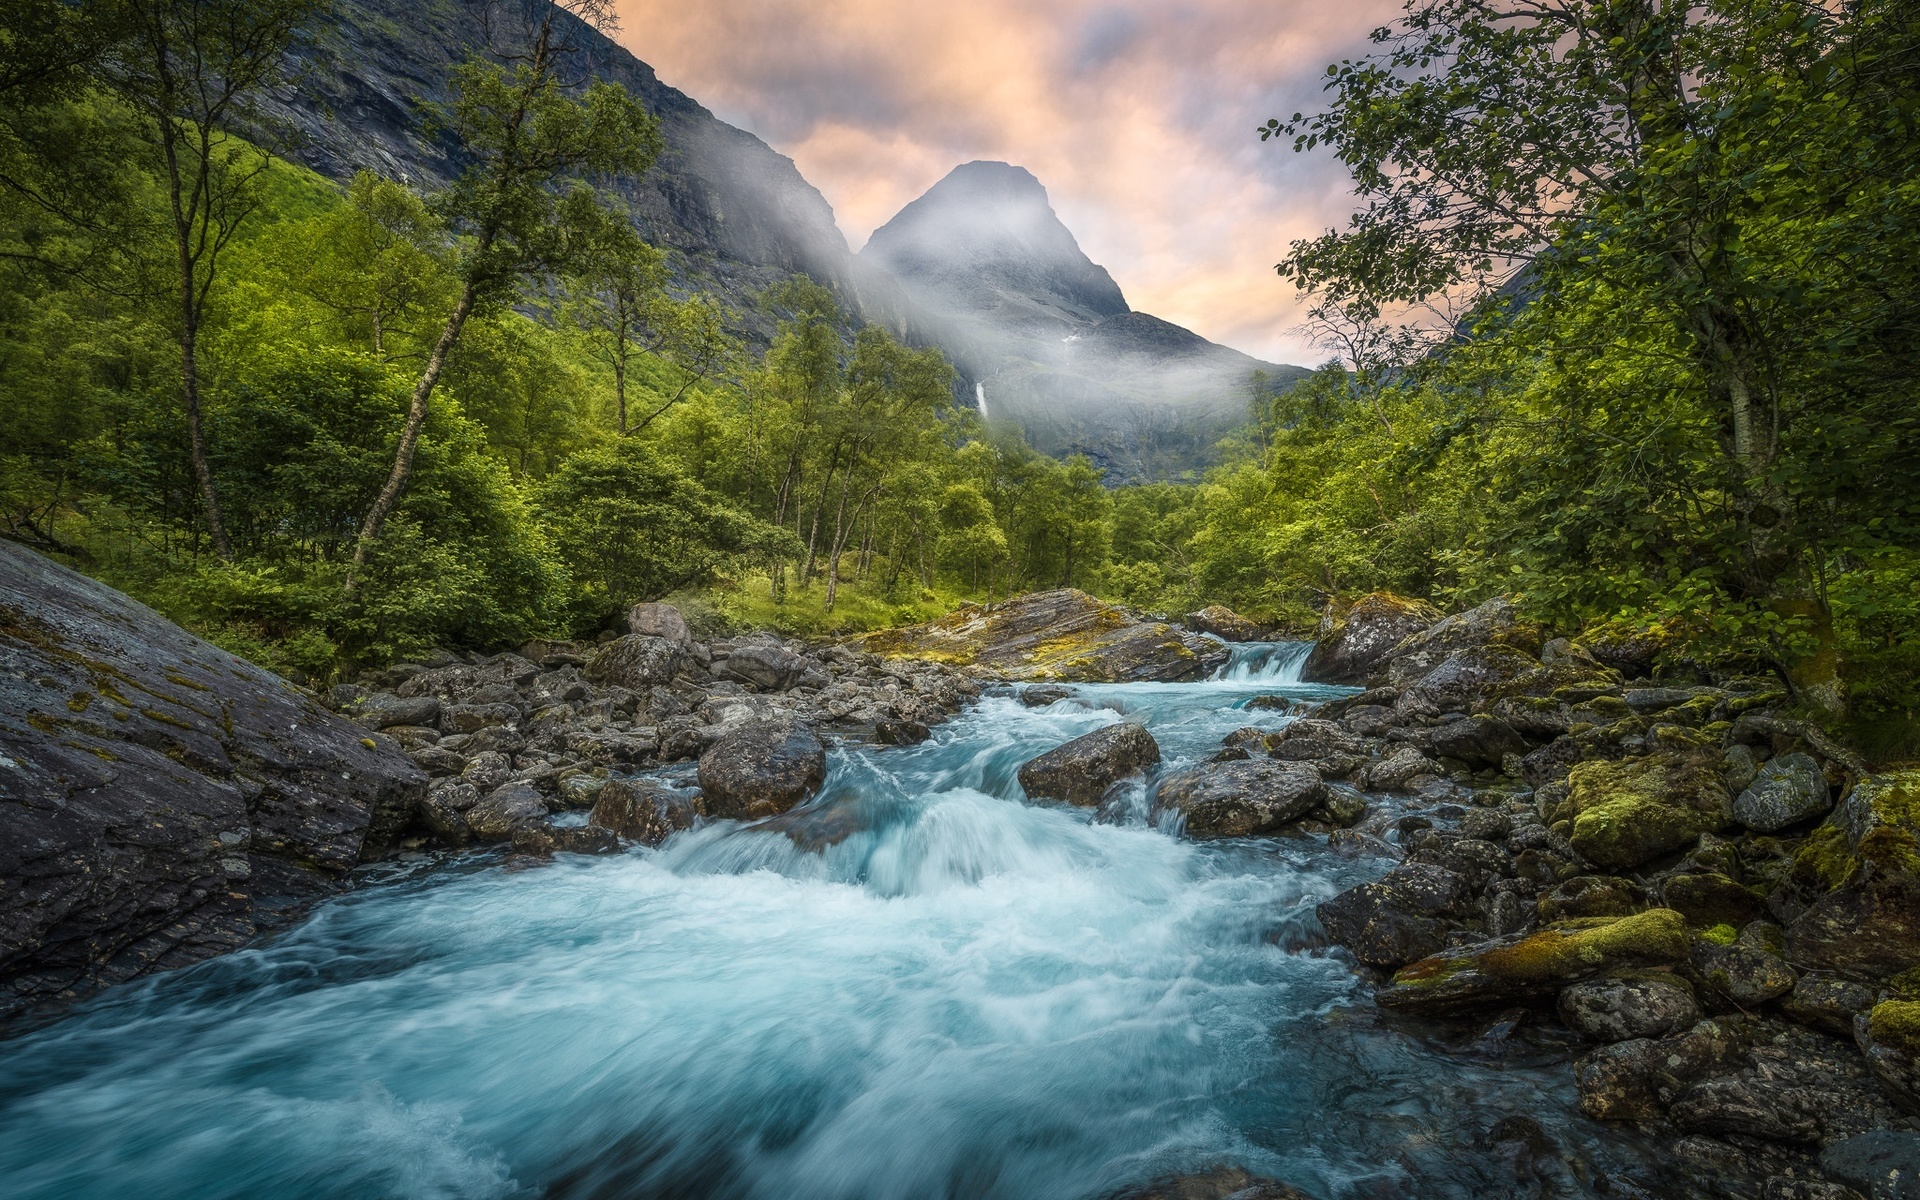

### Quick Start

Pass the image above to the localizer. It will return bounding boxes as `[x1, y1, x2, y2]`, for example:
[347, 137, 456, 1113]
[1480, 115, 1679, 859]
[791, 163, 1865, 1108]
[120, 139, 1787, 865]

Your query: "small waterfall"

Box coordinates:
[975, 382, 989, 420]
[1211, 641, 1314, 684]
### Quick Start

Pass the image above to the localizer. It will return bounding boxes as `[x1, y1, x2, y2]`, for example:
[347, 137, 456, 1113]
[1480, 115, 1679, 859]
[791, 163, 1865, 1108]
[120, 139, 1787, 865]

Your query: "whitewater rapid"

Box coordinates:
[0, 645, 1661, 1198]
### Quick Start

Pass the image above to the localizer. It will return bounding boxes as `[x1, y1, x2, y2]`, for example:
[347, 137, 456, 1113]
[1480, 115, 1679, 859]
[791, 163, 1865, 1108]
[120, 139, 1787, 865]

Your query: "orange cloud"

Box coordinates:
[610, 0, 1402, 363]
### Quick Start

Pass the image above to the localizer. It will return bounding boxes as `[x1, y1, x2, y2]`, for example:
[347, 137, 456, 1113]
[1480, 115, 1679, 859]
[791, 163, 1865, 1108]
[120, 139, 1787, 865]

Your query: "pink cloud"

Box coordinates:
[611, 0, 1402, 363]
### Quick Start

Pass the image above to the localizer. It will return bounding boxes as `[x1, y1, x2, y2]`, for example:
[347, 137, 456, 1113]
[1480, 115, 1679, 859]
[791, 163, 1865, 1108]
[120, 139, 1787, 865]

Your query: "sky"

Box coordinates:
[608, 0, 1405, 366]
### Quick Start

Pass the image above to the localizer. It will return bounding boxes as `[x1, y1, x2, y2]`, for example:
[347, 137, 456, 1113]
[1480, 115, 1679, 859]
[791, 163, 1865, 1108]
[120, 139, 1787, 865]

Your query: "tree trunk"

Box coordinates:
[347, 277, 480, 590]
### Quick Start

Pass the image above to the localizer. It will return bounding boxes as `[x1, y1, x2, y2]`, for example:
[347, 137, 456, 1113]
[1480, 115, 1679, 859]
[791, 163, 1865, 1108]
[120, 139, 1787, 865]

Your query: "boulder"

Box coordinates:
[1300, 592, 1441, 685]
[588, 778, 701, 846]
[1382, 596, 1544, 687]
[419, 779, 480, 843]
[1393, 643, 1545, 720]
[1153, 760, 1328, 838]
[1563, 753, 1733, 872]
[873, 718, 931, 746]
[863, 589, 1222, 683]
[1783, 973, 1877, 1039]
[352, 692, 442, 730]
[717, 642, 809, 691]
[1822, 1132, 1920, 1200]
[627, 601, 691, 644]
[1691, 935, 1797, 1007]
[1558, 973, 1702, 1041]
[1857, 1001, 1920, 1111]
[1317, 863, 1471, 968]
[1659, 872, 1765, 929]
[1734, 752, 1832, 832]
[1425, 714, 1529, 767]
[1017, 723, 1161, 806]
[1364, 745, 1439, 792]
[465, 782, 548, 841]
[1020, 685, 1074, 708]
[585, 634, 692, 690]
[1782, 772, 1920, 978]
[697, 719, 828, 821]
[1376, 909, 1692, 1015]
[1183, 604, 1265, 642]
[511, 823, 621, 857]
[1536, 876, 1647, 923]
[0, 540, 425, 1020]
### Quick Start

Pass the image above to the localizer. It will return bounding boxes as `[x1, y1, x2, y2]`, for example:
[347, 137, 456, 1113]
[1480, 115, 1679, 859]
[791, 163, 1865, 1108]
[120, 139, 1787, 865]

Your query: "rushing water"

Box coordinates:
[0, 645, 1667, 1199]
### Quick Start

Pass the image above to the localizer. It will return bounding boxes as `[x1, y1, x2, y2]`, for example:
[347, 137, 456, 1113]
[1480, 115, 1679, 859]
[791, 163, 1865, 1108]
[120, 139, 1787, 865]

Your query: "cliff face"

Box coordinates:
[0, 541, 426, 1024]
[267, 0, 913, 338]
[862, 162, 1310, 481]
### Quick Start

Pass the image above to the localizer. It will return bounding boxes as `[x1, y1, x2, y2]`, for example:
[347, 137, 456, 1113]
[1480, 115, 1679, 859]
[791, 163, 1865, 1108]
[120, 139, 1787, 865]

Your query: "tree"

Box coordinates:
[346, 0, 662, 586]
[566, 215, 733, 435]
[102, 0, 330, 561]
[290, 170, 452, 360]
[1265, 0, 1920, 712]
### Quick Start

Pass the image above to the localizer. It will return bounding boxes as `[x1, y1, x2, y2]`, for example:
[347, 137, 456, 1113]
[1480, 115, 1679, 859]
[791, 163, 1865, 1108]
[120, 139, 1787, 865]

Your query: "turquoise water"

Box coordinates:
[0, 646, 1663, 1198]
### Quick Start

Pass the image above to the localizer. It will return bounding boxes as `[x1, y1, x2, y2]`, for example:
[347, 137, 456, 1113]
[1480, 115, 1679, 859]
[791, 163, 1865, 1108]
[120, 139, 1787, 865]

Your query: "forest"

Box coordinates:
[1, 0, 1915, 758]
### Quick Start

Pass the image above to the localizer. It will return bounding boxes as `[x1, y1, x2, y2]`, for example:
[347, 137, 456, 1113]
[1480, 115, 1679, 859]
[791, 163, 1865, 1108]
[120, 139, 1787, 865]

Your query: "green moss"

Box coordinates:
[1867, 1000, 1920, 1057]
[163, 669, 210, 691]
[1700, 923, 1739, 945]
[1393, 909, 1689, 988]
[1567, 756, 1732, 870]
[140, 708, 197, 731]
[1791, 772, 1920, 893]
[1887, 966, 1920, 1000]
[67, 692, 94, 713]
[359, 737, 377, 750]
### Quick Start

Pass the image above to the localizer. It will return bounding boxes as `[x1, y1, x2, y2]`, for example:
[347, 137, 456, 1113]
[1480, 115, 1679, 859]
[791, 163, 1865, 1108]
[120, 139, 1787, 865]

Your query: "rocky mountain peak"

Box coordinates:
[862, 161, 1129, 328]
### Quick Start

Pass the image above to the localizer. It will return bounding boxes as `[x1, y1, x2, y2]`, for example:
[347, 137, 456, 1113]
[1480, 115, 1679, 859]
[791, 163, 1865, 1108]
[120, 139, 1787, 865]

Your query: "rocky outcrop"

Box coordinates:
[696, 720, 828, 821]
[1183, 605, 1265, 642]
[0, 541, 425, 1021]
[1301, 592, 1442, 685]
[1153, 760, 1329, 838]
[863, 589, 1224, 683]
[1017, 723, 1160, 806]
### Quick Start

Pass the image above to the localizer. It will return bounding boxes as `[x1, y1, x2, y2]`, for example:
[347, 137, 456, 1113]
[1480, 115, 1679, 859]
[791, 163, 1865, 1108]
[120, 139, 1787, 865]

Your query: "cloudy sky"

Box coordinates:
[608, 1, 1403, 365]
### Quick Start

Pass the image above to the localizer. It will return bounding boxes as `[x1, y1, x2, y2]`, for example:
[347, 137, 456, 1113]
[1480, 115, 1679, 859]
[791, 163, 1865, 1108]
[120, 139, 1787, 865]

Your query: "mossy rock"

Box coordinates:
[1783, 771, 1920, 978]
[1566, 755, 1733, 872]
[861, 589, 1218, 683]
[1377, 908, 1691, 1015]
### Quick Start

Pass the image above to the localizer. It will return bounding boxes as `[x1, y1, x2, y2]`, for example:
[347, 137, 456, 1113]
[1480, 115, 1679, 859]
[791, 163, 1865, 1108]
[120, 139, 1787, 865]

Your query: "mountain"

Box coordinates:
[267, 3, 1305, 479]
[862, 162, 1310, 480]
[265, 0, 911, 340]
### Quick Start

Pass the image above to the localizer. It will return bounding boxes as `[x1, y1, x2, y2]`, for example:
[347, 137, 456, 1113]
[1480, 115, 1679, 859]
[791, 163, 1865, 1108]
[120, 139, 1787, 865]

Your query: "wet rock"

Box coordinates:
[1536, 876, 1646, 923]
[1301, 591, 1442, 685]
[1662, 871, 1766, 929]
[1317, 862, 1470, 968]
[1559, 972, 1702, 1041]
[1489, 695, 1574, 741]
[0, 541, 426, 1018]
[419, 779, 480, 842]
[585, 634, 692, 691]
[511, 823, 621, 857]
[1782, 973, 1877, 1038]
[1102, 1166, 1317, 1200]
[1857, 1001, 1920, 1111]
[1822, 1131, 1920, 1199]
[697, 719, 828, 821]
[1395, 644, 1546, 721]
[1384, 597, 1544, 685]
[1365, 745, 1439, 792]
[1426, 715, 1529, 767]
[440, 702, 520, 733]
[460, 750, 514, 794]
[1737, 752, 1833, 833]
[1154, 760, 1328, 838]
[352, 692, 442, 730]
[873, 718, 932, 746]
[627, 601, 690, 644]
[410, 745, 468, 778]
[1338, 704, 1397, 738]
[1184, 605, 1265, 642]
[1782, 772, 1920, 978]
[1376, 908, 1691, 1015]
[1018, 722, 1161, 806]
[863, 588, 1220, 683]
[1564, 753, 1733, 872]
[588, 778, 700, 846]
[1691, 935, 1798, 1007]
[717, 642, 809, 691]
[556, 773, 606, 809]
[464, 782, 549, 841]
[1020, 685, 1074, 708]
[1319, 786, 1369, 828]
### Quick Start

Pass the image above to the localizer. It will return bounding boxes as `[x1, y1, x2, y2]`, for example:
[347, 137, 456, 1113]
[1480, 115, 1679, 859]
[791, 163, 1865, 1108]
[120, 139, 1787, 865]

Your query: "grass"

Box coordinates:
[680, 574, 980, 640]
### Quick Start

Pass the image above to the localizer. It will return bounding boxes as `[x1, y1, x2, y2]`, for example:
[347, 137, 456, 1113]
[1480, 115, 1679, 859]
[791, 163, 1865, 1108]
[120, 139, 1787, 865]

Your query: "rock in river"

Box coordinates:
[1153, 760, 1328, 838]
[0, 540, 425, 1021]
[1300, 591, 1441, 685]
[1017, 722, 1161, 806]
[697, 719, 828, 821]
[1376, 909, 1691, 1016]
[862, 588, 1222, 683]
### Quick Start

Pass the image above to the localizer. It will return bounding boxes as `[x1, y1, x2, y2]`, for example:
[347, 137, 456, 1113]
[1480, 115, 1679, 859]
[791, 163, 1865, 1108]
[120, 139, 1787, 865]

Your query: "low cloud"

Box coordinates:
[611, 0, 1401, 364]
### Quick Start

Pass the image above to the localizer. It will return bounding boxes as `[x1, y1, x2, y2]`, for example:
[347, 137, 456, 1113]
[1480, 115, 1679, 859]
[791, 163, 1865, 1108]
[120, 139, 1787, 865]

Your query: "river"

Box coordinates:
[0, 645, 1667, 1198]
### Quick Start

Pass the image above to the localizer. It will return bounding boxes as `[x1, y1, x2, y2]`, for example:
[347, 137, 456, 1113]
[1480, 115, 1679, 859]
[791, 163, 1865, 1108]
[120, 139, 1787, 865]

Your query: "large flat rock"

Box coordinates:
[862, 589, 1222, 682]
[0, 541, 425, 1021]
